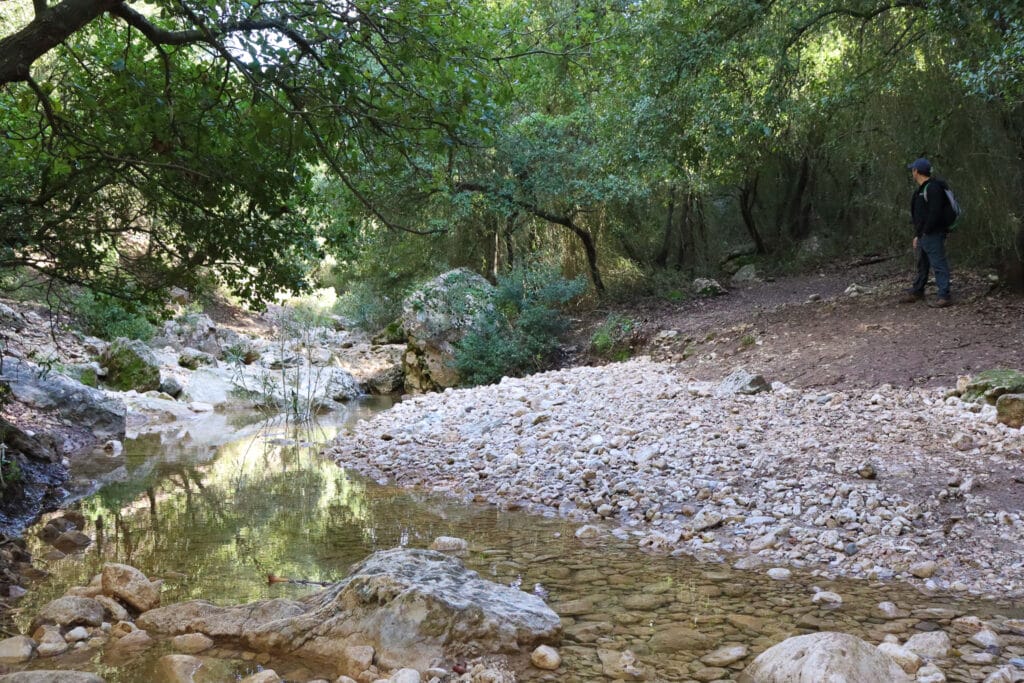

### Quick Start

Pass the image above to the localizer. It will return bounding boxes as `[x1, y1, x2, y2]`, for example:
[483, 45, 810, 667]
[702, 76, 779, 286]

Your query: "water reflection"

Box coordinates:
[15, 396, 1024, 682]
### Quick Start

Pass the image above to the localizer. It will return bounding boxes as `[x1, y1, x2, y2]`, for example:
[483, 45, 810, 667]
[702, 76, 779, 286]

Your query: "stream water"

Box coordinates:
[11, 399, 1024, 682]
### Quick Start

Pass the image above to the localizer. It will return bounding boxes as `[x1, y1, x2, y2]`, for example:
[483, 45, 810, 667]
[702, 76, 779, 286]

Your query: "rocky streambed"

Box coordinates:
[3, 362, 1024, 681]
[329, 358, 1024, 598]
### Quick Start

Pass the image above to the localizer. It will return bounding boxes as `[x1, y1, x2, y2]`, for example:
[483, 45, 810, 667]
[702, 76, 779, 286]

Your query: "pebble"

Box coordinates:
[876, 642, 922, 674]
[916, 663, 947, 683]
[574, 525, 602, 540]
[911, 561, 939, 579]
[700, 644, 748, 667]
[531, 645, 561, 670]
[429, 536, 468, 552]
[811, 589, 843, 606]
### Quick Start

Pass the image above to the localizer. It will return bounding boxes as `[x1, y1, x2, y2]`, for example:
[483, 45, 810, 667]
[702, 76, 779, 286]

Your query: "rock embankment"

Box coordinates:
[328, 358, 1024, 597]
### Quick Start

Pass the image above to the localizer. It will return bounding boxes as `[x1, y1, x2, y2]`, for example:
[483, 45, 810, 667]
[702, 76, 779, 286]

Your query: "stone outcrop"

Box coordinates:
[400, 269, 495, 392]
[3, 358, 125, 439]
[737, 632, 910, 682]
[138, 548, 560, 676]
[100, 338, 161, 392]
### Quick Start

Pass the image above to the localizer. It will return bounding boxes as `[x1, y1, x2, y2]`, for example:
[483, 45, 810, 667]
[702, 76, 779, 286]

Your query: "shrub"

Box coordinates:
[453, 266, 585, 387]
[71, 290, 156, 341]
[334, 281, 402, 334]
[590, 313, 637, 361]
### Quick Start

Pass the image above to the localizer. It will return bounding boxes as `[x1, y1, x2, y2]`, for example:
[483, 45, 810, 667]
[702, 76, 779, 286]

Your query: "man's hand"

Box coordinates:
[913, 236, 918, 249]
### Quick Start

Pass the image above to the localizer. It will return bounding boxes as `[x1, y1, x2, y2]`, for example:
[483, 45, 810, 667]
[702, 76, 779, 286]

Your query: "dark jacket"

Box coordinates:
[910, 178, 949, 237]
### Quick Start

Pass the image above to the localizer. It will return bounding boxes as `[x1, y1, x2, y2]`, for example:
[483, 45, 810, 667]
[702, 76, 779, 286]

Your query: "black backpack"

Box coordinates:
[923, 179, 963, 232]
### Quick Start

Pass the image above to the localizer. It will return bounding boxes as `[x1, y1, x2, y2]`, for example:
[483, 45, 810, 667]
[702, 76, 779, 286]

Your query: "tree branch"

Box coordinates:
[0, 0, 121, 84]
[786, 1, 926, 50]
[110, 2, 326, 69]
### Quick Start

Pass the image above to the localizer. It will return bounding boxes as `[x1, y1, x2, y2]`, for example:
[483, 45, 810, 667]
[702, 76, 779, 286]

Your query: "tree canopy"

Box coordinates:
[3, 0, 1024, 305]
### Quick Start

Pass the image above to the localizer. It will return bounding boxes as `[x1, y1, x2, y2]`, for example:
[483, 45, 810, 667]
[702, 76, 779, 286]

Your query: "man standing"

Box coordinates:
[901, 157, 953, 307]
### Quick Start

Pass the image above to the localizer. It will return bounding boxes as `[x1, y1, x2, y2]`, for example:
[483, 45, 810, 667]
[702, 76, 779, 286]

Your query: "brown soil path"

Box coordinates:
[578, 260, 1024, 390]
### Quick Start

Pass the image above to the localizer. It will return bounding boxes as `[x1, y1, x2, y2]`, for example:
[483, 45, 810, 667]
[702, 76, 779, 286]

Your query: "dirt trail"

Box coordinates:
[584, 260, 1024, 390]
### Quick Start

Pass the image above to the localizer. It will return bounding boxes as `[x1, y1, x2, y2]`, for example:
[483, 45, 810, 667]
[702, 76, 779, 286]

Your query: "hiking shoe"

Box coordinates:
[899, 292, 924, 303]
[929, 298, 952, 308]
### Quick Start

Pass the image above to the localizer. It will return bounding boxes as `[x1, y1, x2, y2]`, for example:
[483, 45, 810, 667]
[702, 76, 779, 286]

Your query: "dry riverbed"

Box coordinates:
[329, 358, 1024, 598]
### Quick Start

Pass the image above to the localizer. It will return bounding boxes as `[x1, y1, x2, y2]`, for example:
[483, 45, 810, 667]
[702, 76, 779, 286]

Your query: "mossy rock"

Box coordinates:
[962, 369, 1024, 404]
[65, 364, 99, 388]
[101, 338, 161, 392]
[178, 348, 217, 370]
[372, 319, 406, 345]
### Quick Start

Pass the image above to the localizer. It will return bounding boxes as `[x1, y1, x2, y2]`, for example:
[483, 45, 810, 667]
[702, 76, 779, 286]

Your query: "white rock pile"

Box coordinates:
[328, 357, 1024, 596]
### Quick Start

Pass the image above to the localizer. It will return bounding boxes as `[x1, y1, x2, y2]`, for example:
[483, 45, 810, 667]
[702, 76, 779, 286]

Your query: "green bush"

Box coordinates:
[453, 266, 586, 387]
[71, 290, 156, 341]
[590, 313, 637, 361]
[334, 281, 403, 334]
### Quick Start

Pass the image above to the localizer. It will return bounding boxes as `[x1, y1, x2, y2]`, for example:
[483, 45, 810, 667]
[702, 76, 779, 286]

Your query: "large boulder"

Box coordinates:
[30, 595, 104, 632]
[101, 338, 161, 392]
[337, 344, 405, 395]
[232, 365, 362, 412]
[400, 269, 495, 392]
[0, 636, 34, 664]
[139, 548, 560, 676]
[3, 358, 126, 439]
[996, 393, 1024, 428]
[102, 563, 161, 612]
[181, 367, 234, 408]
[737, 632, 910, 683]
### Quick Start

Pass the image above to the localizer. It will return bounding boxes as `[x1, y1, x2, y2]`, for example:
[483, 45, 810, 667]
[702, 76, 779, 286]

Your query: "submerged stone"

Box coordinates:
[737, 632, 910, 683]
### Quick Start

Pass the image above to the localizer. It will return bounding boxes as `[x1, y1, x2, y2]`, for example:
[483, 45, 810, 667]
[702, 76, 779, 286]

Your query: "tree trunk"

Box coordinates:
[566, 221, 605, 293]
[739, 177, 767, 255]
[654, 189, 677, 268]
[786, 154, 812, 241]
[453, 182, 605, 293]
[0, 0, 119, 84]
[486, 220, 499, 283]
[503, 213, 517, 273]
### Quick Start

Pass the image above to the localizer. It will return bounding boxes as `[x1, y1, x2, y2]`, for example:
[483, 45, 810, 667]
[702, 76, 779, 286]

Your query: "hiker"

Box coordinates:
[901, 157, 953, 307]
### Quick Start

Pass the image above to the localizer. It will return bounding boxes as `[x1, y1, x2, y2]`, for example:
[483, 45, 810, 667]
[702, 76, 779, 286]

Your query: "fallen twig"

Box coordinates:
[267, 574, 331, 587]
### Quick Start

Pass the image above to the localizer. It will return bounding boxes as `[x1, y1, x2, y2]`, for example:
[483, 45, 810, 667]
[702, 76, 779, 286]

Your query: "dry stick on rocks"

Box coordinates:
[266, 574, 331, 587]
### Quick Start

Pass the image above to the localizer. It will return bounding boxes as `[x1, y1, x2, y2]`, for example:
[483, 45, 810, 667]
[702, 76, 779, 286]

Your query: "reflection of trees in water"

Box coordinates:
[27, 415, 577, 612]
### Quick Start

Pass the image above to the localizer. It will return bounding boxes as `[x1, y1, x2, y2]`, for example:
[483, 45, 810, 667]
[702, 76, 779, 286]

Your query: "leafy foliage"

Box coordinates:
[4, 0, 1024, 304]
[589, 313, 637, 362]
[453, 266, 585, 387]
[333, 282, 403, 335]
[70, 290, 157, 341]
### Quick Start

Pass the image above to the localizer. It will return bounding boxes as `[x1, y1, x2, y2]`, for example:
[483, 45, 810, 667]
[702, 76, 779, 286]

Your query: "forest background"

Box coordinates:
[2, 0, 1023, 340]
